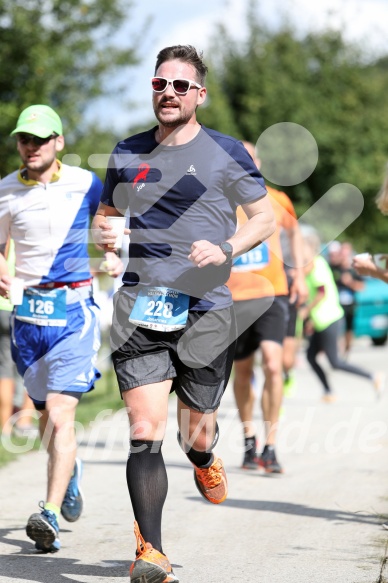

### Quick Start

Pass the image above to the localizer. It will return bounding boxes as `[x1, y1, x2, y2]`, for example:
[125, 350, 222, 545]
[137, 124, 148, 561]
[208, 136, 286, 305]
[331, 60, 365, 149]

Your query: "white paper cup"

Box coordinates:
[106, 216, 126, 248]
[9, 278, 24, 305]
[374, 254, 388, 269]
[354, 253, 371, 261]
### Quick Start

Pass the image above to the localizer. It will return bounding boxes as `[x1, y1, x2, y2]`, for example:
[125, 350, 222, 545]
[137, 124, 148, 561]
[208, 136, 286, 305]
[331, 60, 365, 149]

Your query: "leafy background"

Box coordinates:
[1, 0, 388, 251]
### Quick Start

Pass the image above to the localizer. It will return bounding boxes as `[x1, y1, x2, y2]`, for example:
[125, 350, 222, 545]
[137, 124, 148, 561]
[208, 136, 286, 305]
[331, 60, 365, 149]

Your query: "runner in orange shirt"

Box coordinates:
[228, 141, 307, 472]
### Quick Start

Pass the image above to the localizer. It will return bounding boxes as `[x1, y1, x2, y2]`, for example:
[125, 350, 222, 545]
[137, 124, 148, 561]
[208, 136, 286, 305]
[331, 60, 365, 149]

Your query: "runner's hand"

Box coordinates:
[188, 240, 228, 268]
[100, 252, 123, 278]
[0, 275, 12, 298]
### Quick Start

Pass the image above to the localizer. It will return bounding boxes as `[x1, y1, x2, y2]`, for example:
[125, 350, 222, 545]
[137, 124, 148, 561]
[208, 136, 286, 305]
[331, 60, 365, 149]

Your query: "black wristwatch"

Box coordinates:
[219, 241, 233, 265]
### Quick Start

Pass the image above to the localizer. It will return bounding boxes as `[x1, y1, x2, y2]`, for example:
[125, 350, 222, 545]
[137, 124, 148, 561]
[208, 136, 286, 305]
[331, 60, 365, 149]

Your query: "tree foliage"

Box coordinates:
[198, 1, 388, 251]
[0, 0, 141, 177]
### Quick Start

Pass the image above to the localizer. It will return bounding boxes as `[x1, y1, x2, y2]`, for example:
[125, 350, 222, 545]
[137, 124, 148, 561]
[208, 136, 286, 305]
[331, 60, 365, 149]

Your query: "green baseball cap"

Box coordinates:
[10, 105, 63, 138]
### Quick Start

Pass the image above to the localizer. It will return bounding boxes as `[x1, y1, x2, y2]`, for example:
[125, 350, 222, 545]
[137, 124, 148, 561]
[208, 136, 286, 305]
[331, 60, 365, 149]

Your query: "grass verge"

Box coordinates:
[0, 368, 122, 468]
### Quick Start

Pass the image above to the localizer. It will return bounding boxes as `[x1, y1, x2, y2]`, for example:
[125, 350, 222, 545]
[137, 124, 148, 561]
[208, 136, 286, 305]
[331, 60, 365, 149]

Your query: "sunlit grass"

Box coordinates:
[0, 367, 123, 468]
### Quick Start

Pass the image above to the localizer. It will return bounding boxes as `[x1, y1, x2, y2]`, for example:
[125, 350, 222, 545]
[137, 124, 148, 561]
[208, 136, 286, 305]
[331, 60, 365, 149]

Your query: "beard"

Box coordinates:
[24, 159, 54, 173]
[153, 102, 193, 128]
[20, 149, 57, 176]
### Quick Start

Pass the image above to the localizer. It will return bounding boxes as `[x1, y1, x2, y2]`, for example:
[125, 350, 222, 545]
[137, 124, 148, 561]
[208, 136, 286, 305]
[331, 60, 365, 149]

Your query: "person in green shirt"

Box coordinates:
[301, 231, 382, 401]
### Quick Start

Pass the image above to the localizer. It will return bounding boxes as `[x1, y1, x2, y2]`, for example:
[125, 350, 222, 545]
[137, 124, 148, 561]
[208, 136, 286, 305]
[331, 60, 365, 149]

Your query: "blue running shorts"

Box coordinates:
[11, 297, 101, 405]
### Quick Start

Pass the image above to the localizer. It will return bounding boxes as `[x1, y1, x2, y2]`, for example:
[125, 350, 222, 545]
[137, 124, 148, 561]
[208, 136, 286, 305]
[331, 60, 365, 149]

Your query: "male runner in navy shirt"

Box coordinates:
[92, 45, 275, 583]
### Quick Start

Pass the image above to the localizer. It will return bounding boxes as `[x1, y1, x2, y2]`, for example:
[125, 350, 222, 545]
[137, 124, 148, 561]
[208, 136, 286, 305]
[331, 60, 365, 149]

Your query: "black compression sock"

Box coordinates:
[185, 447, 213, 468]
[127, 439, 167, 553]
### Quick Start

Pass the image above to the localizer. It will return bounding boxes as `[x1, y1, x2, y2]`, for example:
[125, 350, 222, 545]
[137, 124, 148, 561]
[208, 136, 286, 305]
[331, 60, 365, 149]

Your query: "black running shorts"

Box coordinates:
[111, 288, 236, 413]
[233, 295, 290, 360]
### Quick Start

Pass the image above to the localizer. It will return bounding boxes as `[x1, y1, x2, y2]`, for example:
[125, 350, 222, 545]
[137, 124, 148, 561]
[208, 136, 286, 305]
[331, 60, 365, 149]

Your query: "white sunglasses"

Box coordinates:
[151, 77, 202, 95]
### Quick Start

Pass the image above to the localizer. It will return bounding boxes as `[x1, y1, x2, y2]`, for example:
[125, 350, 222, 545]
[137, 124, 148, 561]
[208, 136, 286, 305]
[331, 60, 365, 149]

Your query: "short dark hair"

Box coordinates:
[154, 45, 208, 85]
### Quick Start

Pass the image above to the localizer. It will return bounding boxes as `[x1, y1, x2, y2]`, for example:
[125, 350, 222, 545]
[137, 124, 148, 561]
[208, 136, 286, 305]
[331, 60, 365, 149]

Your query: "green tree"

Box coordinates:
[198, 1, 388, 251]
[0, 0, 143, 176]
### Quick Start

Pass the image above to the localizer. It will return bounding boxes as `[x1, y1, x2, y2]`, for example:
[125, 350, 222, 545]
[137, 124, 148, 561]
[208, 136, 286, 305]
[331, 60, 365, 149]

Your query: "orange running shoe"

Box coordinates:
[193, 456, 228, 504]
[129, 521, 179, 583]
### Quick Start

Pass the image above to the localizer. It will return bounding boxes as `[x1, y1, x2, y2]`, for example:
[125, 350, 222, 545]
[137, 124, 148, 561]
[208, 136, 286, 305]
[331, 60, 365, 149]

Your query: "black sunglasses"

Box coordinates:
[151, 77, 202, 96]
[17, 133, 58, 146]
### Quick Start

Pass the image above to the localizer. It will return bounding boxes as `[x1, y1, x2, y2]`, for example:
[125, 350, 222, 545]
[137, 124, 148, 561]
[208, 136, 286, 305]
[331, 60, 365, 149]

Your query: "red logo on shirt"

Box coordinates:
[133, 163, 150, 189]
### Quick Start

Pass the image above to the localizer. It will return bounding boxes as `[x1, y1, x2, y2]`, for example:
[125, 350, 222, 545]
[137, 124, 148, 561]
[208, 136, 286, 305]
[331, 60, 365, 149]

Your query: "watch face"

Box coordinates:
[221, 242, 233, 254]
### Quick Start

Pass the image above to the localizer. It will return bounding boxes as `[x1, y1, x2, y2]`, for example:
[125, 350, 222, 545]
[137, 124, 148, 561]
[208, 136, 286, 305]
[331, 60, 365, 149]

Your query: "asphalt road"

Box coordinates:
[0, 338, 387, 583]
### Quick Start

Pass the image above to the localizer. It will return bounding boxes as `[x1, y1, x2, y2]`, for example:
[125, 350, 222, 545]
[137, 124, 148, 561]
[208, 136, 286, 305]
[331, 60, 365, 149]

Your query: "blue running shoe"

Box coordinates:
[61, 457, 84, 522]
[26, 503, 61, 553]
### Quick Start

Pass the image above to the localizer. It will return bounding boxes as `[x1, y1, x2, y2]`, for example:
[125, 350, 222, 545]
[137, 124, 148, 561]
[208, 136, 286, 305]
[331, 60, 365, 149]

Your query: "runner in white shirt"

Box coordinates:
[0, 104, 122, 553]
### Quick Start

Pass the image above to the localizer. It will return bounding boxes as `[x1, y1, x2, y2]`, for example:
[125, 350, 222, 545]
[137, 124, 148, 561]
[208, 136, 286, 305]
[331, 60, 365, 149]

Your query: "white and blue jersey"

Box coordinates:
[102, 125, 267, 312]
[0, 161, 101, 285]
[0, 162, 103, 402]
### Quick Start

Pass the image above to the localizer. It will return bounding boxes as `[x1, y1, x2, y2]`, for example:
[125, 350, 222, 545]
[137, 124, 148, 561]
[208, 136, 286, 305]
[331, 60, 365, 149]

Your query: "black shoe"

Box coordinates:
[258, 446, 283, 474]
[242, 439, 259, 470]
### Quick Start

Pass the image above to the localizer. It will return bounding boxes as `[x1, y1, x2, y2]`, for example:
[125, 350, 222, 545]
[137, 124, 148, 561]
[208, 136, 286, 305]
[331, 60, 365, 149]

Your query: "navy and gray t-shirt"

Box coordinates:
[101, 125, 267, 311]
